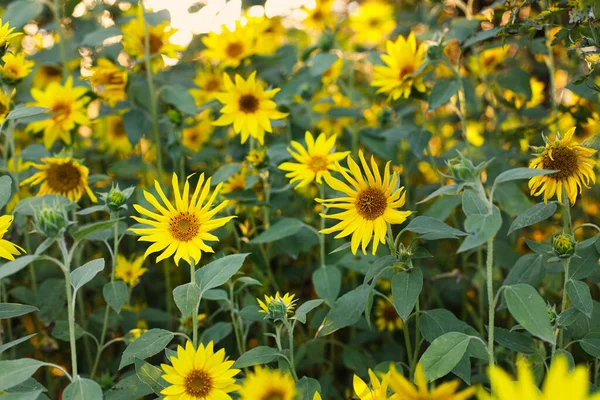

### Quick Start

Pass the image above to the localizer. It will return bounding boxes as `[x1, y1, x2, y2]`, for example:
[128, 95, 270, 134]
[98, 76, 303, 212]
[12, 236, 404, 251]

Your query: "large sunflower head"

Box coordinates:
[374, 297, 403, 332]
[201, 22, 257, 68]
[301, 0, 336, 32]
[238, 366, 296, 400]
[371, 32, 427, 100]
[115, 254, 147, 287]
[26, 76, 91, 149]
[21, 155, 97, 203]
[353, 369, 394, 400]
[86, 58, 128, 107]
[528, 128, 596, 205]
[213, 72, 287, 145]
[318, 151, 412, 255]
[0, 51, 34, 82]
[160, 341, 240, 400]
[192, 67, 224, 106]
[130, 173, 236, 266]
[349, 0, 397, 46]
[0, 215, 25, 261]
[279, 131, 349, 189]
[390, 363, 475, 400]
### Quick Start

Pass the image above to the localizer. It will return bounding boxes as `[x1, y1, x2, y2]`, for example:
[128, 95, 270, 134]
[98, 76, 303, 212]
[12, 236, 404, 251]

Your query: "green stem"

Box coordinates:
[59, 238, 78, 377]
[190, 259, 198, 348]
[319, 183, 326, 268]
[559, 258, 570, 349]
[411, 298, 421, 375]
[403, 320, 414, 376]
[228, 281, 244, 356]
[486, 238, 495, 367]
[544, 1, 559, 132]
[52, 0, 69, 80]
[477, 247, 485, 336]
[283, 319, 299, 381]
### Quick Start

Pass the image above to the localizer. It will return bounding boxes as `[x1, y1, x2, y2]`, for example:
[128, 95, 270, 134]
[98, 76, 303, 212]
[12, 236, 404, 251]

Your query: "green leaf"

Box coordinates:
[504, 284, 555, 344]
[0, 334, 36, 354]
[0, 256, 39, 281]
[0, 175, 12, 209]
[104, 374, 154, 400]
[294, 299, 324, 324]
[566, 280, 593, 318]
[392, 268, 423, 321]
[162, 84, 197, 115]
[119, 328, 174, 369]
[296, 377, 321, 400]
[508, 202, 557, 234]
[200, 322, 232, 345]
[239, 305, 264, 322]
[503, 254, 545, 287]
[462, 27, 501, 47]
[403, 216, 466, 240]
[494, 327, 535, 354]
[80, 27, 122, 47]
[317, 285, 369, 337]
[73, 219, 123, 242]
[0, 389, 44, 399]
[497, 68, 532, 100]
[70, 259, 105, 292]
[202, 289, 228, 301]
[52, 320, 84, 342]
[173, 282, 201, 318]
[103, 281, 128, 314]
[0, 303, 38, 319]
[3, 0, 43, 29]
[0, 359, 44, 391]
[581, 332, 600, 357]
[250, 218, 306, 244]
[7, 107, 50, 122]
[62, 378, 102, 400]
[417, 184, 459, 204]
[309, 52, 338, 77]
[458, 206, 502, 253]
[570, 244, 600, 280]
[493, 168, 556, 186]
[313, 265, 341, 305]
[233, 346, 281, 368]
[135, 358, 168, 396]
[122, 109, 149, 146]
[211, 163, 241, 185]
[462, 189, 488, 216]
[196, 254, 249, 295]
[13, 195, 74, 216]
[419, 332, 471, 382]
[428, 79, 460, 111]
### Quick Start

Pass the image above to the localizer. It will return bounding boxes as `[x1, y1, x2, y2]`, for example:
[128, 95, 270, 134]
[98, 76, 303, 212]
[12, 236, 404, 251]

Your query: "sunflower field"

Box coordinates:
[3, 0, 600, 398]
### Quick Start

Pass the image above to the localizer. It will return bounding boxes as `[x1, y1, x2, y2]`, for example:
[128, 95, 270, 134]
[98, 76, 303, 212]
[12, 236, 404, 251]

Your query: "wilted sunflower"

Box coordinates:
[115, 254, 147, 286]
[238, 367, 296, 400]
[213, 72, 287, 145]
[191, 67, 224, 106]
[390, 364, 476, 400]
[86, 59, 128, 107]
[94, 115, 132, 156]
[257, 292, 296, 315]
[182, 110, 213, 152]
[279, 131, 349, 188]
[374, 297, 403, 332]
[0, 52, 34, 81]
[349, 0, 397, 46]
[130, 173, 235, 266]
[301, 0, 336, 31]
[371, 32, 426, 100]
[26, 76, 90, 149]
[201, 22, 257, 68]
[0, 19, 21, 51]
[529, 128, 596, 204]
[318, 151, 412, 255]
[354, 369, 394, 400]
[160, 341, 239, 400]
[0, 215, 25, 260]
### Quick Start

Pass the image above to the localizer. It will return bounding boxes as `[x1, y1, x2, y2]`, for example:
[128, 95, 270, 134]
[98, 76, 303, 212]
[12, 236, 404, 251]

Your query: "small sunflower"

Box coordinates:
[26, 76, 91, 149]
[257, 292, 296, 315]
[468, 46, 510, 75]
[371, 32, 426, 100]
[0, 19, 21, 51]
[221, 167, 250, 195]
[390, 363, 476, 400]
[529, 128, 596, 204]
[130, 173, 236, 266]
[349, 1, 397, 46]
[247, 15, 285, 56]
[301, 0, 336, 31]
[182, 110, 213, 152]
[374, 297, 403, 332]
[201, 22, 257, 68]
[21, 156, 97, 203]
[192, 68, 224, 106]
[213, 72, 287, 145]
[0, 89, 11, 124]
[94, 115, 132, 156]
[0, 52, 34, 81]
[0, 215, 25, 261]
[278, 131, 349, 189]
[318, 151, 412, 255]
[160, 341, 240, 400]
[312, 88, 352, 137]
[115, 254, 147, 286]
[86, 59, 128, 107]
[238, 366, 296, 400]
[354, 369, 394, 400]
[32, 64, 64, 89]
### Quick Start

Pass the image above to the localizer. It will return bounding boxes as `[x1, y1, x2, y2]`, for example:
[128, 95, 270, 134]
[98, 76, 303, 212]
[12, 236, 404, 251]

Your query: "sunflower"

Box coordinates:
[201, 22, 257, 68]
[221, 167, 250, 195]
[301, 0, 336, 31]
[0, 89, 11, 124]
[130, 173, 236, 266]
[26, 76, 91, 149]
[213, 72, 287, 145]
[247, 15, 284, 56]
[160, 341, 240, 400]
[480, 355, 600, 400]
[468, 46, 510, 75]
[371, 33, 426, 100]
[504, 77, 545, 109]
[192, 68, 224, 106]
[32, 64, 64, 89]
[374, 297, 403, 332]
[257, 292, 296, 315]
[87, 59, 128, 107]
[390, 364, 475, 400]
[183, 110, 213, 152]
[354, 369, 395, 400]
[238, 366, 296, 400]
[21, 156, 98, 203]
[528, 128, 596, 205]
[0, 52, 34, 81]
[115, 254, 147, 286]
[0, 215, 25, 261]
[279, 131, 349, 189]
[349, 1, 397, 46]
[94, 115, 133, 156]
[312, 87, 352, 137]
[318, 151, 412, 255]
[0, 19, 21, 51]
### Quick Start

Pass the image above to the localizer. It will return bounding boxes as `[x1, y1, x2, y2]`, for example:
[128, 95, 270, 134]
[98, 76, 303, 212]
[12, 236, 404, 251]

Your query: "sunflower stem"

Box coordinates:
[403, 318, 414, 377]
[228, 281, 244, 356]
[190, 259, 198, 348]
[283, 319, 299, 381]
[559, 258, 570, 350]
[486, 238, 495, 367]
[52, 0, 69, 80]
[59, 237, 78, 378]
[319, 183, 326, 268]
[543, 0, 560, 133]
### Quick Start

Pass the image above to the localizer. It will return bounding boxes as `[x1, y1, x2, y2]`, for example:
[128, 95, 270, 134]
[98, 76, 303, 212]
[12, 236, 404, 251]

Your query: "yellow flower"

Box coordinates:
[312, 88, 352, 137]
[122, 8, 183, 72]
[0, 89, 11, 124]
[529, 128, 596, 204]
[247, 15, 285, 56]
[0, 52, 34, 81]
[21, 156, 97, 203]
[192, 68, 224, 106]
[353, 369, 395, 400]
[372, 33, 426, 100]
[201, 22, 257, 68]
[390, 363, 475, 400]
[349, 1, 397, 46]
[32, 65, 64, 89]
[314, 393, 322, 400]
[26, 76, 91, 149]
[321, 58, 344, 85]
[183, 110, 213, 152]
[115, 254, 147, 286]
[221, 167, 249, 195]
[160, 341, 240, 400]
[246, 149, 266, 167]
[301, 0, 336, 31]
[504, 77, 545, 109]
[279, 131, 349, 188]
[318, 151, 412, 255]
[466, 121, 485, 147]
[0, 19, 21, 50]
[86, 59, 128, 107]
[468, 46, 510, 75]
[0, 215, 25, 261]
[374, 297, 403, 332]
[238, 366, 296, 400]
[257, 292, 296, 315]
[481, 355, 600, 400]
[130, 173, 236, 266]
[94, 115, 133, 156]
[213, 72, 287, 145]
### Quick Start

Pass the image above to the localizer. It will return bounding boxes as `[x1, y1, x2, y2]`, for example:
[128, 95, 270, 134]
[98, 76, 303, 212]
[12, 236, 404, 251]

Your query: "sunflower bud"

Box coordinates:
[101, 185, 134, 212]
[317, 34, 335, 52]
[167, 109, 182, 126]
[34, 202, 70, 238]
[445, 151, 489, 184]
[553, 233, 576, 258]
[299, 83, 314, 101]
[266, 298, 289, 321]
[246, 149, 267, 169]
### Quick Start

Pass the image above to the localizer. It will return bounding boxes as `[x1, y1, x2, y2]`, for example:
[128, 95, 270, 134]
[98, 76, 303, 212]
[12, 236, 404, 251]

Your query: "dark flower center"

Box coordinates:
[238, 94, 259, 113]
[356, 188, 387, 220]
[399, 65, 415, 80]
[112, 119, 127, 138]
[46, 162, 82, 193]
[543, 146, 578, 180]
[51, 101, 72, 121]
[262, 389, 287, 400]
[226, 42, 244, 58]
[308, 156, 328, 172]
[185, 369, 213, 398]
[169, 212, 199, 242]
[204, 78, 220, 92]
[148, 33, 163, 54]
